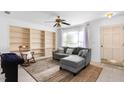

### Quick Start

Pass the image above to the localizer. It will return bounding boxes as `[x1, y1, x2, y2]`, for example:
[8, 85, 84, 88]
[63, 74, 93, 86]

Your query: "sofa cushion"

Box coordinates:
[60, 63, 84, 73]
[57, 47, 64, 53]
[66, 48, 74, 55]
[55, 53, 68, 56]
[72, 47, 83, 55]
[61, 55, 85, 68]
[63, 47, 69, 53]
[54, 53, 69, 59]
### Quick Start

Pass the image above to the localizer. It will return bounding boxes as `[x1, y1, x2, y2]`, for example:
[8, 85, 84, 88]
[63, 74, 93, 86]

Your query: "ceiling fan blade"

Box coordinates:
[61, 19, 66, 21]
[4, 11, 11, 14]
[62, 22, 71, 25]
[53, 23, 57, 27]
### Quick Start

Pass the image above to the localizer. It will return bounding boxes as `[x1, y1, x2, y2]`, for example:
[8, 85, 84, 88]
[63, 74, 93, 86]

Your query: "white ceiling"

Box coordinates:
[0, 11, 124, 26]
[51, 11, 124, 25]
[0, 11, 56, 23]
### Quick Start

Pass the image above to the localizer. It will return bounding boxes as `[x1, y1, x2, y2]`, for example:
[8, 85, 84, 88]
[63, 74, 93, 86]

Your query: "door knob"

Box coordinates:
[101, 45, 103, 47]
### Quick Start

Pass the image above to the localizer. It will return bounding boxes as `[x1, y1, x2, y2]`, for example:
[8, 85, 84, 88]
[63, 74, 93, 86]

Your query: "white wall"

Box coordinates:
[1, 13, 124, 62]
[0, 16, 55, 53]
[89, 14, 124, 62]
[57, 14, 124, 63]
[56, 29, 62, 48]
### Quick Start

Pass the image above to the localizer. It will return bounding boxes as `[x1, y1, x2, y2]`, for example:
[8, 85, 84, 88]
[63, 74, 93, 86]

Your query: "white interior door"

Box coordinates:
[101, 27, 113, 61]
[101, 25, 124, 64]
[112, 26, 123, 62]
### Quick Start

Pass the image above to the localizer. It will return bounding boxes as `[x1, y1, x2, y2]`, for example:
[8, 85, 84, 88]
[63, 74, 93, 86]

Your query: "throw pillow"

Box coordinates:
[66, 48, 74, 55]
[81, 50, 88, 57]
[63, 47, 68, 53]
[72, 48, 78, 54]
[78, 50, 84, 56]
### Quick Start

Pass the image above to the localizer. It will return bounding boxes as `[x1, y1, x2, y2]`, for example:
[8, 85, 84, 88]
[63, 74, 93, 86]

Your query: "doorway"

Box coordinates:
[101, 25, 124, 66]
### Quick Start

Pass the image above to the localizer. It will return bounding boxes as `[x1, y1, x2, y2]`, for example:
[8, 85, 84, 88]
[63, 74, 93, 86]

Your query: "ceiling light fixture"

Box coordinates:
[105, 12, 113, 19]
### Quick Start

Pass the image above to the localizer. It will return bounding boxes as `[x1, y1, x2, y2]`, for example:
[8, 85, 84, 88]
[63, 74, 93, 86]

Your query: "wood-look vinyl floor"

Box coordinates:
[24, 59, 102, 82]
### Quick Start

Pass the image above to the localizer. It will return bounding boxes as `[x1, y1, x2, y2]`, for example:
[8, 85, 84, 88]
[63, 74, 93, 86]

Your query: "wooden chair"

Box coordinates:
[19, 45, 36, 66]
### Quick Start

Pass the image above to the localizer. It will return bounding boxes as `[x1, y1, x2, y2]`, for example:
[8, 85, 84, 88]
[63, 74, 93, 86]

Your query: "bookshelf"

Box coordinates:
[9, 26, 56, 59]
[9, 26, 30, 52]
[30, 29, 45, 58]
[45, 31, 56, 57]
[53, 32, 56, 50]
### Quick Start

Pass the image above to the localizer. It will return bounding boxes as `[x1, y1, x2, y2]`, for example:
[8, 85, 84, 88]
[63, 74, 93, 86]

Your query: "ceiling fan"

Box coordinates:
[4, 11, 11, 15]
[47, 16, 70, 27]
[53, 16, 70, 27]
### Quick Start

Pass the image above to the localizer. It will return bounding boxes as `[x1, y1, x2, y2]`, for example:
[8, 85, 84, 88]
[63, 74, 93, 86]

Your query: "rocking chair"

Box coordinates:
[19, 45, 36, 66]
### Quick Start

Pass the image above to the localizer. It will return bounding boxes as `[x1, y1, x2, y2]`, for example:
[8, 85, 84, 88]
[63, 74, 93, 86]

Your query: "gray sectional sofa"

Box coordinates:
[52, 47, 91, 75]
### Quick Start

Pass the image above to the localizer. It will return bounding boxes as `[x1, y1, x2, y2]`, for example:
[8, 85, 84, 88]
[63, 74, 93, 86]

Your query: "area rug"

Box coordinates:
[23, 58, 103, 82]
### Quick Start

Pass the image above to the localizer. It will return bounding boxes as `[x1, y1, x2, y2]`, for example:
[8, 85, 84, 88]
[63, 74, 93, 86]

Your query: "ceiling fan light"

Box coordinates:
[105, 12, 113, 18]
[57, 23, 61, 27]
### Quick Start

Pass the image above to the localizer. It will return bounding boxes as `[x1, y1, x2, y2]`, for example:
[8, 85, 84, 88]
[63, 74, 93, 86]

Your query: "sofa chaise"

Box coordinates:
[53, 47, 91, 75]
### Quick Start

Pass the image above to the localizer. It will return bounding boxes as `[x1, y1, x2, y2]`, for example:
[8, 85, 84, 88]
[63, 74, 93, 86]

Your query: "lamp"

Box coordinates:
[22, 45, 26, 48]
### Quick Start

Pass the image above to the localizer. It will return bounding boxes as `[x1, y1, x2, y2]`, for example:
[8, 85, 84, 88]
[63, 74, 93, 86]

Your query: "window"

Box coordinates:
[62, 28, 87, 47]
[63, 31, 78, 47]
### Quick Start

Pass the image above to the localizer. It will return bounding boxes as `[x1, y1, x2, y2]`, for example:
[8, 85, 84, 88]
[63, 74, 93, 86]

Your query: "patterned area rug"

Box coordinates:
[23, 58, 103, 82]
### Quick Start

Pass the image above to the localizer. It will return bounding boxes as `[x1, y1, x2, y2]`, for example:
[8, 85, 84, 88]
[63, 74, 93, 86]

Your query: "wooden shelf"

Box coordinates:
[10, 31, 29, 34]
[45, 31, 56, 56]
[10, 50, 19, 52]
[10, 42, 29, 44]
[9, 26, 56, 59]
[10, 36, 29, 39]
[9, 26, 30, 52]
[31, 48, 44, 50]
[35, 52, 44, 55]
[30, 29, 45, 57]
